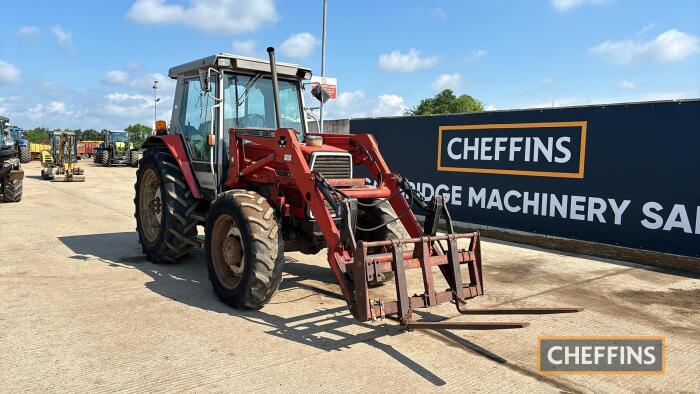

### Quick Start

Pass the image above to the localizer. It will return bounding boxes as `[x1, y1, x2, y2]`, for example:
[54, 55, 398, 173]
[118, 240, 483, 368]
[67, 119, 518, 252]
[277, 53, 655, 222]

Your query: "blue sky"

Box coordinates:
[0, 0, 698, 129]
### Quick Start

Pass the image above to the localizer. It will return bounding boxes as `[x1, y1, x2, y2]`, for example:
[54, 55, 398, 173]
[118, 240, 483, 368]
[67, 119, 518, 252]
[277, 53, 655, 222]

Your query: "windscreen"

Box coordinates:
[223, 73, 304, 141]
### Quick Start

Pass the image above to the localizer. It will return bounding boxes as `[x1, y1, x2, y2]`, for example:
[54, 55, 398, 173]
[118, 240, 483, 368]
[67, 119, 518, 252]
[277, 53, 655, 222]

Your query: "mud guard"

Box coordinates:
[143, 135, 202, 199]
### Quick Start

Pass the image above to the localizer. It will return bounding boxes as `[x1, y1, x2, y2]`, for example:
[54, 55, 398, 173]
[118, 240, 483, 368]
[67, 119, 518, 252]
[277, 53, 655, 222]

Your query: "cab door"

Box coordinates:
[175, 76, 220, 193]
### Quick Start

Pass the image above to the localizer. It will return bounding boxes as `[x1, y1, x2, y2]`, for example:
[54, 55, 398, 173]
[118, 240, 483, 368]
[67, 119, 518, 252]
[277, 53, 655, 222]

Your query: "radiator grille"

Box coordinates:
[309, 153, 352, 179]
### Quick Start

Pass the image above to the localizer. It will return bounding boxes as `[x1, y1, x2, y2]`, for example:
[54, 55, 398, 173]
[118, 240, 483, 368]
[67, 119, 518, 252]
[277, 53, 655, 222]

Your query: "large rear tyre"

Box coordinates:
[206, 190, 285, 309]
[102, 150, 111, 167]
[134, 149, 199, 263]
[356, 200, 411, 286]
[19, 146, 30, 163]
[2, 178, 22, 202]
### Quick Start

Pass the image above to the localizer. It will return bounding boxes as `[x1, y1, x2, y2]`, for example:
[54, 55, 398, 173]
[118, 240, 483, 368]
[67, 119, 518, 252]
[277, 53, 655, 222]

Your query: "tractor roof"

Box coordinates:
[168, 53, 312, 80]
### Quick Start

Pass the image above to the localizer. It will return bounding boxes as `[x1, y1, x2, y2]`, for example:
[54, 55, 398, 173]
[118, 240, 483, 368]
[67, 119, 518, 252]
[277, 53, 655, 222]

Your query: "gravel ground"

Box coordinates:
[0, 160, 698, 393]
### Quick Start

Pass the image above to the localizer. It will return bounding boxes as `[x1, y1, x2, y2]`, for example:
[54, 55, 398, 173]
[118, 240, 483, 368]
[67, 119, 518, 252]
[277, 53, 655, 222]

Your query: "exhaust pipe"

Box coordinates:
[267, 47, 283, 128]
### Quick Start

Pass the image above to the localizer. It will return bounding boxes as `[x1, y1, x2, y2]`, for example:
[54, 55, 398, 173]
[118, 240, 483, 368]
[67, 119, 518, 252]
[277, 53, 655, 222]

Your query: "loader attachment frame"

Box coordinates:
[227, 127, 580, 330]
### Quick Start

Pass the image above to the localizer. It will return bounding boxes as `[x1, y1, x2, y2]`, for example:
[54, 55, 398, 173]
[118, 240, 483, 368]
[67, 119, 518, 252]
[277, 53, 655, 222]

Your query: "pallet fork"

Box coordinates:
[349, 194, 581, 331]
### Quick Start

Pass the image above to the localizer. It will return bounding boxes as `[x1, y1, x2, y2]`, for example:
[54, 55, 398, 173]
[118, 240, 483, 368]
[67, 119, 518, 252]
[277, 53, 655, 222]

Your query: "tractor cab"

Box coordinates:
[163, 53, 312, 196]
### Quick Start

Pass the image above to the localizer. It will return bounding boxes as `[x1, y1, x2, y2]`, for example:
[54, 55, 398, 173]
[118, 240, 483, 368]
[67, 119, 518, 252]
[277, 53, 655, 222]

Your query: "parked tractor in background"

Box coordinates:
[134, 48, 579, 331]
[8, 127, 30, 163]
[94, 130, 141, 167]
[0, 116, 23, 202]
[41, 131, 85, 182]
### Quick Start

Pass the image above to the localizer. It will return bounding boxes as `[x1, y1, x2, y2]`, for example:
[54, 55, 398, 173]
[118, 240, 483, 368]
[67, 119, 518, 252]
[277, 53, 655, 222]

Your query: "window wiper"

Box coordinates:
[236, 73, 262, 107]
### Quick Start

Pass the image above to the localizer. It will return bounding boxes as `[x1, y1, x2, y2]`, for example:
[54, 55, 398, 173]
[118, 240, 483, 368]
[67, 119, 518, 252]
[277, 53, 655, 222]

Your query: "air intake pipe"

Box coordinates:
[267, 47, 283, 129]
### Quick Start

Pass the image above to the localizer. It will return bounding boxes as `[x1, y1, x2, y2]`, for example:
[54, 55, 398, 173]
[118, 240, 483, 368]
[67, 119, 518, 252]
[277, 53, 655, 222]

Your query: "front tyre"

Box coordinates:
[2, 178, 22, 202]
[134, 148, 199, 263]
[206, 190, 285, 309]
[356, 200, 411, 286]
[130, 150, 141, 167]
[19, 146, 30, 163]
[102, 150, 111, 166]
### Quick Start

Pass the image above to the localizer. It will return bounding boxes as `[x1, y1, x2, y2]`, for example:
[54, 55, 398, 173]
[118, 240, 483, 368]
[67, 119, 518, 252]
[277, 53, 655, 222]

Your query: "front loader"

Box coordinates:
[134, 48, 579, 330]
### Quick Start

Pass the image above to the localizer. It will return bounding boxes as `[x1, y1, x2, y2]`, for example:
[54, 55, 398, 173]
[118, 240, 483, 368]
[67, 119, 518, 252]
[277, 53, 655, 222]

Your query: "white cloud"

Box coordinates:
[378, 49, 438, 72]
[485, 104, 497, 111]
[431, 73, 462, 91]
[550, 0, 608, 12]
[526, 90, 699, 109]
[130, 72, 175, 94]
[373, 94, 406, 116]
[463, 49, 488, 62]
[326, 90, 366, 118]
[427, 7, 447, 20]
[617, 79, 637, 89]
[127, 0, 184, 23]
[105, 93, 153, 116]
[102, 70, 130, 85]
[232, 39, 257, 55]
[47, 101, 74, 116]
[280, 33, 318, 59]
[16, 26, 41, 36]
[19, 101, 74, 121]
[322, 91, 406, 119]
[25, 104, 45, 121]
[636, 23, 656, 36]
[0, 60, 21, 85]
[51, 25, 73, 51]
[127, 0, 278, 34]
[590, 29, 700, 64]
[540, 77, 554, 85]
[101, 67, 174, 94]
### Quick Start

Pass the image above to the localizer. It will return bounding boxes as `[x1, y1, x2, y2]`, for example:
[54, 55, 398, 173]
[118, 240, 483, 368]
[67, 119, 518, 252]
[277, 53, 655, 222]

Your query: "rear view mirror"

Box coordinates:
[199, 70, 210, 92]
[311, 84, 330, 104]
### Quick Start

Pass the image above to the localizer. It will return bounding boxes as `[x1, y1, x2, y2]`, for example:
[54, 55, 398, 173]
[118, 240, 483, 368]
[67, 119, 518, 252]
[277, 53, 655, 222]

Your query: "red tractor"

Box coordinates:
[134, 48, 578, 330]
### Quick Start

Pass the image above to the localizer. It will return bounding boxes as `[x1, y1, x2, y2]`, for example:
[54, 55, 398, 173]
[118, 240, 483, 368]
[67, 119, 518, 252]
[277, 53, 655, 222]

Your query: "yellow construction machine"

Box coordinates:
[41, 131, 85, 182]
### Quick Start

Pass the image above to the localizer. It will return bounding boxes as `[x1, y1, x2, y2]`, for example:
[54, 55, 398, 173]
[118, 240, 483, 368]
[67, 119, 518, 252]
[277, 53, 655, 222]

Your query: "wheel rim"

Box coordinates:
[211, 214, 245, 290]
[139, 168, 162, 243]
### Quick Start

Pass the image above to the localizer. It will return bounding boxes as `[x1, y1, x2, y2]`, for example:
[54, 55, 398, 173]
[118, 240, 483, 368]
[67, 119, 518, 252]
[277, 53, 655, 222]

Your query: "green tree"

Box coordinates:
[24, 127, 50, 143]
[81, 129, 100, 141]
[406, 89, 484, 116]
[125, 123, 153, 146]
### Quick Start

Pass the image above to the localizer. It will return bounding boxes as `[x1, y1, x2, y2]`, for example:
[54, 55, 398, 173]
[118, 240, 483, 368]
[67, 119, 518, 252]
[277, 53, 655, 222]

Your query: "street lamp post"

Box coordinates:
[152, 80, 160, 134]
[319, 0, 327, 133]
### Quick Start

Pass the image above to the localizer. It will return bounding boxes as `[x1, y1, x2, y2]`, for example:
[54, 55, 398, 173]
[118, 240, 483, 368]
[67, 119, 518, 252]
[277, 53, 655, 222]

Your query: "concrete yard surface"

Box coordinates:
[1, 161, 698, 393]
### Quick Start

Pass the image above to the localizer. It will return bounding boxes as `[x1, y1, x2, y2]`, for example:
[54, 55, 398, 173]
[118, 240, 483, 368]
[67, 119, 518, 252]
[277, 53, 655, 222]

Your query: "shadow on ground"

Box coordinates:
[59, 231, 517, 386]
